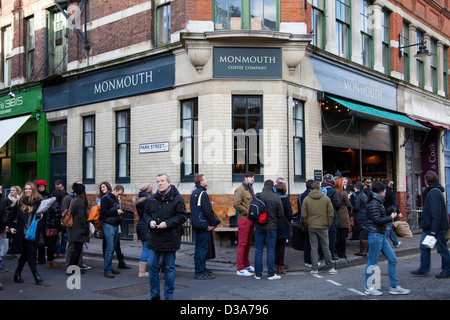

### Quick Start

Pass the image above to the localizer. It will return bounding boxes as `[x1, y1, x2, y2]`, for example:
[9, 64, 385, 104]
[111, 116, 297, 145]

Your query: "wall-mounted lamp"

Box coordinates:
[397, 33, 433, 58]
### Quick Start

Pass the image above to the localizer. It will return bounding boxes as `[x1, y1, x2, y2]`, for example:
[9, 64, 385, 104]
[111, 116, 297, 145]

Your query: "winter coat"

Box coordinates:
[133, 191, 151, 241]
[100, 191, 123, 226]
[301, 189, 334, 229]
[6, 197, 42, 254]
[68, 197, 90, 243]
[233, 182, 254, 219]
[190, 185, 220, 232]
[337, 190, 351, 229]
[363, 193, 395, 234]
[144, 185, 187, 252]
[420, 183, 448, 233]
[256, 188, 284, 230]
[276, 192, 292, 239]
[350, 191, 368, 221]
[46, 200, 62, 232]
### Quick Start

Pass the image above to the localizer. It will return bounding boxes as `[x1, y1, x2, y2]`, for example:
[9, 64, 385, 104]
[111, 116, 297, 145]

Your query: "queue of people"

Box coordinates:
[0, 169, 449, 299]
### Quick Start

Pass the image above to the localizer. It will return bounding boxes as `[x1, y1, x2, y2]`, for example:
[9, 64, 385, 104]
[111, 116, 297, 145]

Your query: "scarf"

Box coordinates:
[157, 185, 172, 200]
[8, 193, 19, 206]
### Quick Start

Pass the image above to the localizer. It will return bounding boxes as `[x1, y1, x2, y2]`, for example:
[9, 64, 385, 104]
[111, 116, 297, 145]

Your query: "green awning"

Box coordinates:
[327, 96, 430, 132]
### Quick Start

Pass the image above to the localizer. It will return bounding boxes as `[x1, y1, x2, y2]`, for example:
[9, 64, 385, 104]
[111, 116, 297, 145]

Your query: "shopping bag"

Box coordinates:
[36, 197, 56, 214]
[422, 235, 437, 249]
[25, 216, 38, 241]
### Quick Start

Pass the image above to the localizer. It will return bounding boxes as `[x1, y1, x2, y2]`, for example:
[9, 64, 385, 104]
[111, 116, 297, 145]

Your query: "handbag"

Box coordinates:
[422, 235, 437, 249]
[61, 198, 76, 228]
[25, 215, 39, 241]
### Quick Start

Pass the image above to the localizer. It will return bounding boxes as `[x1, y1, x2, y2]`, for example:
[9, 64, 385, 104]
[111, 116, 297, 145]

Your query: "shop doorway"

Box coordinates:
[16, 162, 37, 186]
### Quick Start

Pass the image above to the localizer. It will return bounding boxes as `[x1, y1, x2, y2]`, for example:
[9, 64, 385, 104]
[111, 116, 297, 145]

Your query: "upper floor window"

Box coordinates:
[116, 110, 130, 183]
[311, 0, 325, 49]
[361, 0, 373, 68]
[214, 0, 279, 31]
[336, 0, 351, 59]
[26, 17, 35, 81]
[181, 99, 199, 182]
[49, 9, 68, 74]
[293, 100, 305, 180]
[381, 9, 390, 74]
[416, 30, 425, 89]
[402, 22, 410, 82]
[429, 38, 437, 94]
[444, 46, 448, 98]
[156, 0, 171, 46]
[2, 26, 12, 87]
[83, 116, 95, 184]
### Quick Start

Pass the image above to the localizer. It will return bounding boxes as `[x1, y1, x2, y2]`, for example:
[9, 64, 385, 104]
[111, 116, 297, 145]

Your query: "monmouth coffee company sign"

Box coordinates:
[213, 47, 282, 79]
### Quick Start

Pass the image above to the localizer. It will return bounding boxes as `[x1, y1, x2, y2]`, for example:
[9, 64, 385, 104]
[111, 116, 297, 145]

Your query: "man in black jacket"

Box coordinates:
[144, 173, 187, 300]
[411, 171, 450, 278]
[190, 174, 220, 280]
[321, 174, 341, 260]
[100, 185, 124, 278]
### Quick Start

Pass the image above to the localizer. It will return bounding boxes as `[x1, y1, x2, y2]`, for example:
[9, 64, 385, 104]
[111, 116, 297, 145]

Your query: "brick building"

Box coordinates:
[0, 0, 449, 241]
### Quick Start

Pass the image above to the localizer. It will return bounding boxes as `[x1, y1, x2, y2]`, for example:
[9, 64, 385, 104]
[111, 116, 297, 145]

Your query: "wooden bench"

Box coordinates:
[214, 227, 238, 246]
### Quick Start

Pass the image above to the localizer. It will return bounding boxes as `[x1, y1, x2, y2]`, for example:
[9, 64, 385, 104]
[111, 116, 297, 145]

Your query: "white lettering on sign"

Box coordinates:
[343, 80, 383, 100]
[139, 142, 169, 154]
[94, 71, 153, 94]
[219, 55, 277, 64]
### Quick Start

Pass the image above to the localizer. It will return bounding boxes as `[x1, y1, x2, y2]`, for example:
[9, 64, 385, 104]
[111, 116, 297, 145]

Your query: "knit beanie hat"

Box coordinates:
[139, 183, 152, 193]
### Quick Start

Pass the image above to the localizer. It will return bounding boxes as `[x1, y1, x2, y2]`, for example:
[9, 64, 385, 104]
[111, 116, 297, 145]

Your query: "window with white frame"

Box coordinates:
[381, 9, 390, 74]
[3, 26, 12, 87]
[361, 0, 373, 68]
[430, 38, 437, 94]
[116, 110, 130, 183]
[156, 0, 171, 46]
[293, 100, 305, 180]
[336, 0, 351, 59]
[26, 17, 35, 81]
[181, 99, 199, 181]
[312, 0, 325, 48]
[83, 116, 95, 184]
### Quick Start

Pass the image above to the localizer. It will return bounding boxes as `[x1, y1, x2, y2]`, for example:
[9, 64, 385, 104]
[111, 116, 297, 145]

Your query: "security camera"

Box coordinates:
[8, 91, 15, 99]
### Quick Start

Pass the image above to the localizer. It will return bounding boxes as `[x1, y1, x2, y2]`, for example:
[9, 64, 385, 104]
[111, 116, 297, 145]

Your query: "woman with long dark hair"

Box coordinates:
[6, 182, 43, 284]
[67, 183, 90, 273]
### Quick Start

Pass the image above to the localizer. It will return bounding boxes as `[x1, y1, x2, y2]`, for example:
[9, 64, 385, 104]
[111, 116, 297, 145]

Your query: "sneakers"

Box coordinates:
[328, 268, 337, 275]
[246, 266, 255, 272]
[365, 287, 383, 296]
[393, 241, 402, 248]
[195, 273, 215, 280]
[268, 274, 281, 280]
[389, 285, 411, 295]
[237, 269, 253, 276]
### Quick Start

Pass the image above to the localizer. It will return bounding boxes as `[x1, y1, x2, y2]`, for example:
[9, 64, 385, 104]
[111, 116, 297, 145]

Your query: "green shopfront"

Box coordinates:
[0, 86, 49, 188]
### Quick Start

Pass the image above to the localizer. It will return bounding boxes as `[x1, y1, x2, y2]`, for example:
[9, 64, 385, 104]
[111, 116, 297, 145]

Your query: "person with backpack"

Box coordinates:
[321, 174, 341, 260]
[233, 171, 256, 277]
[301, 181, 337, 276]
[253, 180, 284, 280]
[275, 182, 292, 274]
[190, 174, 220, 280]
[411, 170, 450, 279]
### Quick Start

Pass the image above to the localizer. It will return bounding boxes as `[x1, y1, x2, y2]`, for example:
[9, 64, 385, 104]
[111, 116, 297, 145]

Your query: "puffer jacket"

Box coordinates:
[100, 191, 123, 226]
[144, 185, 187, 252]
[133, 191, 151, 241]
[363, 193, 394, 234]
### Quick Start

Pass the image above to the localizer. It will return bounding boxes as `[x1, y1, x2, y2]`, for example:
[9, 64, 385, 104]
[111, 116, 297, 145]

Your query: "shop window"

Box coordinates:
[361, 0, 373, 68]
[26, 17, 35, 81]
[381, 9, 390, 75]
[293, 100, 305, 180]
[181, 99, 198, 182]
[83, 116, 95, 184]
[49, 9, 68, 74]
[116, 110, 130, 183]
[214, 0, 279, 31]
[311, 0, 325, 49]
[430, 38, 437, 94]
[2, 25, 12, 87]
[402, 22, 410, 82]
[156, 0, 171, 46]
[17, 132, 37, 153]
[336, 0, 351, 59]
[416, 30, 425, 89]
[0, 141, 11, 187]
[232, 96, 263, 181]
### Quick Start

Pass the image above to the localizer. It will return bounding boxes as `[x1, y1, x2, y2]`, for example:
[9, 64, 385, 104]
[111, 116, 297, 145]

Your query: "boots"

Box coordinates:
[14, 270, 23, 283]
[138, 261, 149, 278]
[46, 261, 61, 269]
[32, 271, 44, 285]
[354, 239, 368, 257]
[278, 265, 287, 275]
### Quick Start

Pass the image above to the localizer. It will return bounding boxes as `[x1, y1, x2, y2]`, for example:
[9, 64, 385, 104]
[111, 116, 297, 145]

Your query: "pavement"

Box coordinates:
[82, 229, 425, 273]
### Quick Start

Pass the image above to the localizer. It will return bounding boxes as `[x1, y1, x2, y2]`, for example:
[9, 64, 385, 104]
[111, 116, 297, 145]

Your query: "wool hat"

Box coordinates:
[354, 182, 364, 191]
[73, 183, 86, 195]
[139, 183, 152, 193]
[36, 180, 47, 186]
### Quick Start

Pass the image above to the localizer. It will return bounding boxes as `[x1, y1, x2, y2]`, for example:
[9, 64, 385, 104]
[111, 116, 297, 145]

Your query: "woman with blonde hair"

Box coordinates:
[6, 182, 43, 284]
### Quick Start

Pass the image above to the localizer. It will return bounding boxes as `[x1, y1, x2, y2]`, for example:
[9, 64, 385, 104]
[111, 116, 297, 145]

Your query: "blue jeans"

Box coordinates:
[103, 223, 119, 274]
[384, 222, 399, 246]
[194, 230, 210, 275]
[365, 232, 398, 289]
[140, 241, 149, 263]
[55, 230, 68, 255]
[148, 250, 176, 300]
[418, 230, 450, 275]
[254, 228, 277, 277]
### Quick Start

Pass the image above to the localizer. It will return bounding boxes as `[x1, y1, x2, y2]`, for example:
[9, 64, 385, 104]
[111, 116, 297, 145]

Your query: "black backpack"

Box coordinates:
[247, 194, 267, 224]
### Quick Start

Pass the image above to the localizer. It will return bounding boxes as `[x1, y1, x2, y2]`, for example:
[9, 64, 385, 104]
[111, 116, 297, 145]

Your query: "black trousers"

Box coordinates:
[69, 242, 84, 266]
[17, 238, 38, 274]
